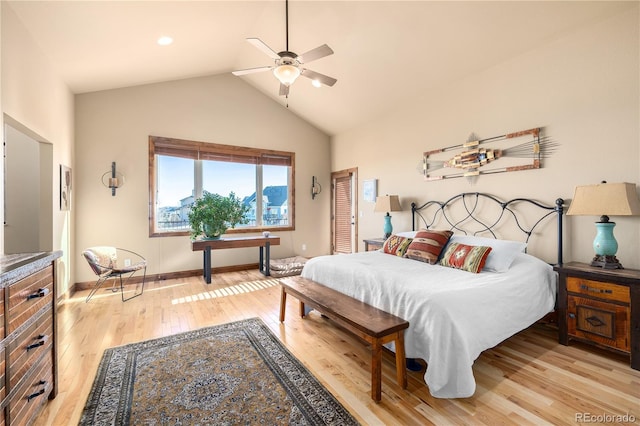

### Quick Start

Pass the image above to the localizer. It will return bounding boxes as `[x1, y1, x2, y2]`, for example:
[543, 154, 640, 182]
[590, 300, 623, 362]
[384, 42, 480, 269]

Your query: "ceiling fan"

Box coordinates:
[232, 0, 337, 97]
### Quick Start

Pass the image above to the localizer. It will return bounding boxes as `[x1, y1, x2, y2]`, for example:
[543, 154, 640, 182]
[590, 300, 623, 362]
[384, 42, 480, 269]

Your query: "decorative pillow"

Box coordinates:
[448, 235, 526, 272]
[439, 242, 492, 273]
[382, 235, 412, 257]
[404, 229, 453, 264]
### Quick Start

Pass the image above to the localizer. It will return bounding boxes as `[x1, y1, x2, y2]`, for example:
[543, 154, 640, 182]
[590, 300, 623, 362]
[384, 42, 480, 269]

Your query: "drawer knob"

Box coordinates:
[26, 287, 50, 301]
[26, 334, 49, 352]
[27, 381, 47, 402]
[569, 313, 576, 319]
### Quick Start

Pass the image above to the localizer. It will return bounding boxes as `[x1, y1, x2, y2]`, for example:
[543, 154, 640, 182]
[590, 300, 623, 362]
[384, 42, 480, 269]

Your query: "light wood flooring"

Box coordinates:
[34, 270, 640, 425]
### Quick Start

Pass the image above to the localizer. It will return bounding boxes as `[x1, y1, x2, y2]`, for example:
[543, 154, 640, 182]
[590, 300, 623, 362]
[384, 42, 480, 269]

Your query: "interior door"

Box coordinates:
[331, 168, 357, 254]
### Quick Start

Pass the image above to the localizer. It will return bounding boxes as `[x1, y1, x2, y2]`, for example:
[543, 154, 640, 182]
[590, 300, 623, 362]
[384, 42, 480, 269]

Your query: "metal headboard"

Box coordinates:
[411, 192, 565, 265]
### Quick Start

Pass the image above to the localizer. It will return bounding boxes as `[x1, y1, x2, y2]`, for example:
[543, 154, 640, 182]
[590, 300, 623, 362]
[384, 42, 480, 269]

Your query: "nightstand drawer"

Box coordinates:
[568, 295, 630, 352]
[566, 277, 629, 303]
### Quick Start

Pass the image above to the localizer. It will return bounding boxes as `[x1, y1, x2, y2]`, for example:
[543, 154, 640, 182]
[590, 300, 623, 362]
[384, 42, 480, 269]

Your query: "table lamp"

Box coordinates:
[374, 195, 402, 239]
[566, 181, 640, 269]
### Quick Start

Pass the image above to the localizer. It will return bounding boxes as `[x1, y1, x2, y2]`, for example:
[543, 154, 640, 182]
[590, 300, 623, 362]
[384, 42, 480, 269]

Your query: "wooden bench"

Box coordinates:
[279, 275, 409, 402]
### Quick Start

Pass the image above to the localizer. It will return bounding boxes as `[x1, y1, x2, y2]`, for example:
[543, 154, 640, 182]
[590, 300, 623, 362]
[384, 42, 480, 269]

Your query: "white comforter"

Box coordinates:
[301, 251, 556, 398]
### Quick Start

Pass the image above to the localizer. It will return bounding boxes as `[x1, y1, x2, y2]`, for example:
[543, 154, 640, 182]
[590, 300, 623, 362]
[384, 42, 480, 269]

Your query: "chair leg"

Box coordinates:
[85, 275, 111, 303]
[120, 267, 146, 302]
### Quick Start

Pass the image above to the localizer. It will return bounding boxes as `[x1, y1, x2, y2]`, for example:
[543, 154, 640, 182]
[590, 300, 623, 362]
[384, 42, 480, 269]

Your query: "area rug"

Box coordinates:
[80, 317, 359, 425]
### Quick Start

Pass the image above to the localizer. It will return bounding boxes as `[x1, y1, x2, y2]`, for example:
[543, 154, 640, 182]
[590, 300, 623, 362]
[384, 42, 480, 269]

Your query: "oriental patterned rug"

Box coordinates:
[80, 317, 359, 425]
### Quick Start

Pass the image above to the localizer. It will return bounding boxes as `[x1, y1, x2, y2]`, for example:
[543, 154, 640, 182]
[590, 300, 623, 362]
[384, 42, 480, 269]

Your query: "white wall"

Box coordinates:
[332, 6, 640, 268]
[1, 3, 75, 293]
[74, 74, 331, 283]
[4, 124, 41, 253]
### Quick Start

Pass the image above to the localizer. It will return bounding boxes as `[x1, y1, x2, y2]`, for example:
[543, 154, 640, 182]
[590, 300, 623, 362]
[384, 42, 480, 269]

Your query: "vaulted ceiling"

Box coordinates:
[7, 1, 632, 135]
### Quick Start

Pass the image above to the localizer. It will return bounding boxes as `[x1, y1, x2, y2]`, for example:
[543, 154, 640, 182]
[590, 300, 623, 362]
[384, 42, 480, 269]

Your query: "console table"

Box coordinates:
[192, 236, 280, 284]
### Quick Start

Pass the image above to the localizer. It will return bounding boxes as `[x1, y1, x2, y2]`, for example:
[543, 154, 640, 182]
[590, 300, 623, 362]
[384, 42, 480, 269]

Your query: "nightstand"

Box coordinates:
[363, 238, 386, 251]
[554, 262, 639, 370]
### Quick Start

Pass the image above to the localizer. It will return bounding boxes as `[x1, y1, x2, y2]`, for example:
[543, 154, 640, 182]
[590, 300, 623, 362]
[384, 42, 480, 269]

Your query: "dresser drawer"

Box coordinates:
[7, 266, 53, 335]
[7, 351, 53, 426]
[568, 295, 630, 352]
[8, 308, 53, 389]
[566, 277, 629, 303]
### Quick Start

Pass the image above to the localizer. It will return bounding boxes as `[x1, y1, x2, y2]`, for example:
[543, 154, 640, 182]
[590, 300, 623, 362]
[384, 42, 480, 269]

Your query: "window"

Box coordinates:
[149, 136, 295, 237]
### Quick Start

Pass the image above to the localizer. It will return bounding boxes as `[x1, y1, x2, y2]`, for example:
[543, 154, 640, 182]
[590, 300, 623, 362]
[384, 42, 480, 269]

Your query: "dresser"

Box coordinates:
[0, 251, 62, 425]
[554, 262, 639, 370]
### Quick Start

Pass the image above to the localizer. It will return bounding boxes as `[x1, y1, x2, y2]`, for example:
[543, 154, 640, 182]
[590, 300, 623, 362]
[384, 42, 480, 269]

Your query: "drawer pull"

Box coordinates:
[585, 316, 606, 327]
[27, 381, 47, 402]
[579, 284, 612, 295]
[26, 334, 49, 351]
[26, 288, 50, 301]
[569, 313, 575, 319]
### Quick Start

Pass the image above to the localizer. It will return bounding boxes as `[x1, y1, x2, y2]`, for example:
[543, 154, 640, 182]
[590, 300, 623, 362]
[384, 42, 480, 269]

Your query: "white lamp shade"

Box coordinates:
[273, 64, 300, 86]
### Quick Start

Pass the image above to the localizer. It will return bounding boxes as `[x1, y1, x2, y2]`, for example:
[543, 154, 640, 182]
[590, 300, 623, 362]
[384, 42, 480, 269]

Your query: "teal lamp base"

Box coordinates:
[383, 213, 393, 239]
[591, 220, 623, 269]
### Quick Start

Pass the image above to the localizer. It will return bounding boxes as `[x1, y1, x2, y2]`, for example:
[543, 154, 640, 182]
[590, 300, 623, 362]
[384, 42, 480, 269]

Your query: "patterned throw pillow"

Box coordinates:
[382, 235, 412, 257]
[439, 242, 492, 273]
[404, 229, 453, 264]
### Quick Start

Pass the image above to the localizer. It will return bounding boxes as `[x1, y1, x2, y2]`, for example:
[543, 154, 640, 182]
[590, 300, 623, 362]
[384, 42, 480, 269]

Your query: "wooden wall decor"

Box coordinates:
[423, 127, 557, 181]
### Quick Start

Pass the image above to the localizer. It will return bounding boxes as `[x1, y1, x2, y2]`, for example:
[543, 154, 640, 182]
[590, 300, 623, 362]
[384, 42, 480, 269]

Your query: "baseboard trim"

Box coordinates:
[71, 262, 260, 293]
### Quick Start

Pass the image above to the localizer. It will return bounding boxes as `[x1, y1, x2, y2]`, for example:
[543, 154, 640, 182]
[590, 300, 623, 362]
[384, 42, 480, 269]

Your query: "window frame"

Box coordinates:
[149, 135, 295, 237]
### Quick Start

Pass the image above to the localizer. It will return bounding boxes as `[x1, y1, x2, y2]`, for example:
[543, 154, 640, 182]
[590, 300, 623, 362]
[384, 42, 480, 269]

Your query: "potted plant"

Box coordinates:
[188, 191, 250, 239]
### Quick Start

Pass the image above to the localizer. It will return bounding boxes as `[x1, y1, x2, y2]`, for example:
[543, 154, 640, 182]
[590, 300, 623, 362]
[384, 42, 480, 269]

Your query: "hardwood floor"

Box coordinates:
[34, 271, 640, 425]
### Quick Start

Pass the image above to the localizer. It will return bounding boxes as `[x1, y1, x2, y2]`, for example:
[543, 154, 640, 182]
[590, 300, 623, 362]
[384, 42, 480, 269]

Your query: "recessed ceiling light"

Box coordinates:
[312, 80, 322, 88]
[157, 36, 173, 46]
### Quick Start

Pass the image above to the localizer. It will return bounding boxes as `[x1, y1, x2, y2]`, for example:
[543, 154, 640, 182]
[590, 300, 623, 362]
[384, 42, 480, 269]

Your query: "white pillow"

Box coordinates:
[447, 235, 527, 272]
[395, 231, 418, 238]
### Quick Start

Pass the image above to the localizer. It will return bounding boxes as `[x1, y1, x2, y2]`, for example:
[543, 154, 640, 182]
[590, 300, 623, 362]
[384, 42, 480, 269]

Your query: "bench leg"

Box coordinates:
[395, 331, 407, 389]
[279, 286, 287, 322]
[371, 338, 382, 402]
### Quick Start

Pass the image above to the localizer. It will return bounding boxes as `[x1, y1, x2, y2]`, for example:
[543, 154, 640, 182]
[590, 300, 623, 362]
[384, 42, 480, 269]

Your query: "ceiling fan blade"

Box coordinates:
[279, 83, 290, 97]
[247, 38, 280, 60]
[232, 66, 273, 76]
[301, 69, 337, 87]
[297, 44, 334, 64]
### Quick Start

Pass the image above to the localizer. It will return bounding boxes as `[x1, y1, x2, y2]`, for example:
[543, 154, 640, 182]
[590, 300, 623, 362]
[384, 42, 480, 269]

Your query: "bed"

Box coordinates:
[301, 192, 565, 398]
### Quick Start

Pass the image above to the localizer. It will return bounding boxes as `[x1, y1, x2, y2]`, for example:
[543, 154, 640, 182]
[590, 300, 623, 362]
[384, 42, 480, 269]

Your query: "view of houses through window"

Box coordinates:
[149, 136, 294, 236]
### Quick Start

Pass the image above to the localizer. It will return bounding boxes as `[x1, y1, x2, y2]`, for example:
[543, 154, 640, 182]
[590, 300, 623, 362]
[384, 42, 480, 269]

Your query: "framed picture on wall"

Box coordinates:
[60, 164, 72, 211]
[363, 179, 377, 202]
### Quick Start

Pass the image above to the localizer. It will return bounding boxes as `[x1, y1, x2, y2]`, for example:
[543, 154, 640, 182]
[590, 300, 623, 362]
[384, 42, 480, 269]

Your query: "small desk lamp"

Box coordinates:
[567, 181, 640, 269]
[374, 195, 402, 239]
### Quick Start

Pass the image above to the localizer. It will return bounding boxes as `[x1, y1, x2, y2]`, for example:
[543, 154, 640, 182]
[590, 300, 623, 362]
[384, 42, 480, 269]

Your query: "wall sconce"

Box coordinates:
[101, 162, 125, 196]
[311, 176, 322, 200]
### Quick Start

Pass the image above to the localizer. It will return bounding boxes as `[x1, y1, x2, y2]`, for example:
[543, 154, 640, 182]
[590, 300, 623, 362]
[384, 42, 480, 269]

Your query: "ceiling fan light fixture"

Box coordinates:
[273, 64, 300, 86]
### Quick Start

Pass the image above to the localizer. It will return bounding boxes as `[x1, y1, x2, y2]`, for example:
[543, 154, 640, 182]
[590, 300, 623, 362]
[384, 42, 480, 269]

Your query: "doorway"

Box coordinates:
[4, 122, 53, 254]
[331, 168, 357, 254]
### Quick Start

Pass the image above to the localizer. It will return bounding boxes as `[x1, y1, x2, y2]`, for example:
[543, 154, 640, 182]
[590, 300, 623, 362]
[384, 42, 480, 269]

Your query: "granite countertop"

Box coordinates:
[0, 251, 63, 287]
